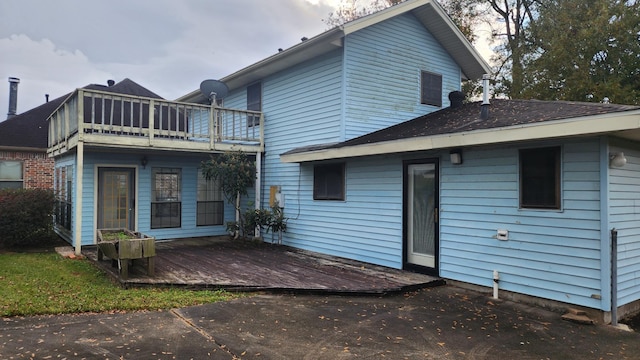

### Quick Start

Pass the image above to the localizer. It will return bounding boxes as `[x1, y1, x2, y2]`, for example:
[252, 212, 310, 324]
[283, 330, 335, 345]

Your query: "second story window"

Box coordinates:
[247, 82, 262, 127]
[421, 71, 442, 107]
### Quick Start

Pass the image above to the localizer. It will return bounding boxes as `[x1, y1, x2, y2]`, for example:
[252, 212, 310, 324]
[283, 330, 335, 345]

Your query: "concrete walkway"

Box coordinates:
[2, 286, 639, 359]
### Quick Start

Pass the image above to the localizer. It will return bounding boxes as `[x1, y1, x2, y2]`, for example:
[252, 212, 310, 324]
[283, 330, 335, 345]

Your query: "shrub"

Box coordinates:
[0, 189, 56, 248]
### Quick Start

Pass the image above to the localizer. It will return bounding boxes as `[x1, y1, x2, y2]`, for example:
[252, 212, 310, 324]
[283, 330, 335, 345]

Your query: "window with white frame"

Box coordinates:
[151, 168, 182, 228]
[0, 161, 23, 189]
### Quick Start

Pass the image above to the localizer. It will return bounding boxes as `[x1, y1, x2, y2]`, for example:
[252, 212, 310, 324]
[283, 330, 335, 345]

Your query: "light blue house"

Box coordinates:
[49, 0, 640, 322]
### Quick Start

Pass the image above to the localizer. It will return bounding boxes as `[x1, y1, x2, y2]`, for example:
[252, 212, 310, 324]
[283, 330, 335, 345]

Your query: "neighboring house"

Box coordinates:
[0, 82, 58, 190]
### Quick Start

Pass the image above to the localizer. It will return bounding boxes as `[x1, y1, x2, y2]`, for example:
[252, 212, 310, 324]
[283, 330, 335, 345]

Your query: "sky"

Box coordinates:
[0, 0, 493, 121]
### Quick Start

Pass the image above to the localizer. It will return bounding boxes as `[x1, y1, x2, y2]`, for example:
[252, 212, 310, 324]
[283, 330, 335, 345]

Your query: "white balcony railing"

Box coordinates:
[48, 89, 263, 153]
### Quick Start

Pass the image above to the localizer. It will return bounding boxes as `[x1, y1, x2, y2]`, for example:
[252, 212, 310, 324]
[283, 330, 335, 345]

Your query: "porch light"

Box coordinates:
[141, 156, 148, 169]
[450, 149, 463, 165]
[609, 152, 627, 168]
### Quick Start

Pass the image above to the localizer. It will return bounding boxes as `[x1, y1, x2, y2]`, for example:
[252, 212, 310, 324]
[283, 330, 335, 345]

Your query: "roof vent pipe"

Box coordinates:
[107, 79, 115, 87]
[45, 94, 49, 103]
[448, 91, 465, 108]
[7, 77, 20, 119]
[480, 74, 491, 120]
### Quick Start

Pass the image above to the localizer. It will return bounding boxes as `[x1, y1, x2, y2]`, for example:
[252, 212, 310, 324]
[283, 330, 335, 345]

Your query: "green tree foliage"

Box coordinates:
[521, 0, 640, 104]
[201, 151, 256, 237]
[0, 189, 57, 247]
[485, 0, 542, 98]
[201, 151, 256, 206]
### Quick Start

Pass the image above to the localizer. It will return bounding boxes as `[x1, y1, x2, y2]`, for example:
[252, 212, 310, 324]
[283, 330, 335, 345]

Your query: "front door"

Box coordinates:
[404, 160, 438, 273]
[98, 168, 135, 230]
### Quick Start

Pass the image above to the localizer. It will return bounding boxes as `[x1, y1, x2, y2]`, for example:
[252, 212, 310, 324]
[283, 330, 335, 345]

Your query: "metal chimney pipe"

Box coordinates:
[7, 77, 20, 119]
[480, 74, 491, 120]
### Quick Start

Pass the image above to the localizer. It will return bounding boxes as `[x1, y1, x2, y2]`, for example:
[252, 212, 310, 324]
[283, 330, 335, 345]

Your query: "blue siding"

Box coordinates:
[77, 152, 237, 245]
[609, 143, 640, 307]
[279, 156, 404, 268]
[440, 139, 605, 309]
[343, 13, 461, 139]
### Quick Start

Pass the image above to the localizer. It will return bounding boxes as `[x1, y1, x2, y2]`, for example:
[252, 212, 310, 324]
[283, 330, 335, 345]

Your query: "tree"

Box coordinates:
[323, 0, 403, 29]
[521, 0, 640, 104]
[484, 0, 543, 98]
[201, 151, 256, 238]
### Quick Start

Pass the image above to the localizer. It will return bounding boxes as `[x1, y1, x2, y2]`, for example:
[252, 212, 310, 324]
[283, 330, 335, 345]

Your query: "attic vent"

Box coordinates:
[448, 91, 465, 108]
[107, 79, 115, 87]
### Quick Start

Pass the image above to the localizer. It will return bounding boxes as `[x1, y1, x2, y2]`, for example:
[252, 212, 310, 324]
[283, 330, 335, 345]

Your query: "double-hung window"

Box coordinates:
[247, 82, 262, 127]
[151, 168, 182, 228]
[313, 163, 345, 201]
[0, 161, 23, 189]
[197, 172, 224, 226]
[519, 147, 561, 209]
[421, 71, 442, 107]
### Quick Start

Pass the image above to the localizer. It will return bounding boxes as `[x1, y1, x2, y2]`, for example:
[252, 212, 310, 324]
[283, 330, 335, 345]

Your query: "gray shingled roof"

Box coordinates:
[283, 99, 640, 156]
[0, 79, 162, 150]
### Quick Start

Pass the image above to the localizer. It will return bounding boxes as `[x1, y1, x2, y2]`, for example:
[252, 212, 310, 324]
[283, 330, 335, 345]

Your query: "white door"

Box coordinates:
[406, 163, 437, 269]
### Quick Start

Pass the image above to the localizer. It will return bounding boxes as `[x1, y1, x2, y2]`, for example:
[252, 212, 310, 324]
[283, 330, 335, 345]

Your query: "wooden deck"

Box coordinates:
[83, 237, 443, 294]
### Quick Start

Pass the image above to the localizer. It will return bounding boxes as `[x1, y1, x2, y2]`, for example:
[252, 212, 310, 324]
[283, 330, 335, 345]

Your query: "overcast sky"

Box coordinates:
[0, 0, 493, 121]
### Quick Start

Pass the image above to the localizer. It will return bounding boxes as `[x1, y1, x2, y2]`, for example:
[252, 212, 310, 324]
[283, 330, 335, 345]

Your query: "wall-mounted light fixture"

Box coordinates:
[450, 149, 463, 165]
[141, 156, 148, 169]
[609, 152, 627, 168]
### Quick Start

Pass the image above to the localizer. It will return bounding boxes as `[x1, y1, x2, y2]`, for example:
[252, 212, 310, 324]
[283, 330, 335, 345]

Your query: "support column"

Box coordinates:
[74, 142, 84, 255]
[255, 152, 262, 238]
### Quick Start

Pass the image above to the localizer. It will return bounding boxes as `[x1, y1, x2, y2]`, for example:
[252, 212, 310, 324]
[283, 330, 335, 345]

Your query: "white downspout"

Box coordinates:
[493, 270, 500, 299]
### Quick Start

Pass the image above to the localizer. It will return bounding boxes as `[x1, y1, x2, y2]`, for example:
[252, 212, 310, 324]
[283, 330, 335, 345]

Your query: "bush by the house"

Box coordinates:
[0, 189, 57, 248]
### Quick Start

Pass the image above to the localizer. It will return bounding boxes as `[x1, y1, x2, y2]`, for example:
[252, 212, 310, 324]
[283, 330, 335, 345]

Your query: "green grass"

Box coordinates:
[0, 252, 240, 317]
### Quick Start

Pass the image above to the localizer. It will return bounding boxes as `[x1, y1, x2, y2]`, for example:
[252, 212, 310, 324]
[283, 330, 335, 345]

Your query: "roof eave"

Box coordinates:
[280, 110, 640, 163]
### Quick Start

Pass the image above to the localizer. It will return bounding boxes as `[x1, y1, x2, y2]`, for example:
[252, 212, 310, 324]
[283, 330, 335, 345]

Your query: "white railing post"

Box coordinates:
[148, 99, 155, 145]
[77, 90, 84, 140]
[209, 104, 216, 149]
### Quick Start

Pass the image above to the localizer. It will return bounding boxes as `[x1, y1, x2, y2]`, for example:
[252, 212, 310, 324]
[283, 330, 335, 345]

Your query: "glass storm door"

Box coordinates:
[406, 162, 437, 270]
[98, 168, 135, 230]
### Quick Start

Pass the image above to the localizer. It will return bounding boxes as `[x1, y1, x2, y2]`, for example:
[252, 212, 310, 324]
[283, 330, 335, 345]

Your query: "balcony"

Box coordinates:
[47, 89, 264, 156]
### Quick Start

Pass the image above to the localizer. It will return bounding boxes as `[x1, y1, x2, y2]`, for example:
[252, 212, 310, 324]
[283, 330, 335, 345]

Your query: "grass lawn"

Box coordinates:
[0, 252, 239, 317]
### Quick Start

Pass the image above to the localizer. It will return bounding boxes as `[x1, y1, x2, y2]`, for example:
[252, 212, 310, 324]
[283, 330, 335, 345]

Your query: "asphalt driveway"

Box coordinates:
[2, 285, 639, 359]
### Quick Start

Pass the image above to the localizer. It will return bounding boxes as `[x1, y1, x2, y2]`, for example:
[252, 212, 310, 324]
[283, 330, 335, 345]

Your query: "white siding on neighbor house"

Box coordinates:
[439, 139, 605, 310]
[343, 12, 461, 139]
[77, 152, 237, 246]
[609, 142, 640, 307]
[280, 156, 405, 268]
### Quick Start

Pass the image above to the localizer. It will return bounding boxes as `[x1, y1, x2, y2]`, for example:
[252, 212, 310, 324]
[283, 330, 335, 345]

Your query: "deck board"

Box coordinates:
[83, 237, 442, 294]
